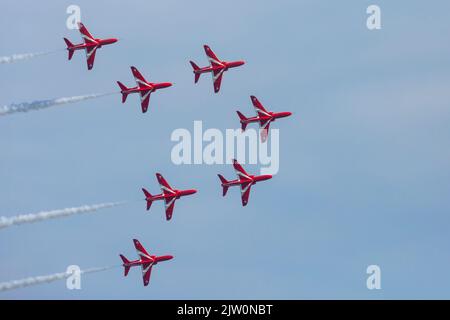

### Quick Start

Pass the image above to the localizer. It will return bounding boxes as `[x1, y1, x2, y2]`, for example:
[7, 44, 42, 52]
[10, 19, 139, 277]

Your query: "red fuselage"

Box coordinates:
[68, 37, 118, 51]
[122, 82, 172, 95]
[194, 60, 245, 74]
[241, 111, 292, 125]
[145, 189, 197, 202]
[222, 174, 272, 187]
[123, 254, 173, 269]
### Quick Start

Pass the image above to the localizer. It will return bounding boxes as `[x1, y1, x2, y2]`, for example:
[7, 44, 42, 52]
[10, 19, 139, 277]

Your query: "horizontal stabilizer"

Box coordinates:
[218, 174, 229, 196]
[119, 254, 131, 276]
[64, 38, 75, 60]
[117, 81, 129, 103]
[63, 37, 74, 48]
[190, 61, 201, 83]
[142, 188, 153, 210]
[236, 111, 248, 131]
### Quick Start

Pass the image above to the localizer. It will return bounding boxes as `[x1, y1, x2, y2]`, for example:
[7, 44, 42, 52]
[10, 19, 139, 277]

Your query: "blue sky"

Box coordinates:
[1, 0, 450, 299]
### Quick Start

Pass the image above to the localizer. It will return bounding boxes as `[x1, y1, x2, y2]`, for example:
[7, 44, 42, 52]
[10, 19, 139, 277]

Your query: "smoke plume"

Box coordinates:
[0, 92, 114, 116]
[0, 202, 125, 229]
[0, 50, 59, 64]
[0, 266, 116, 292]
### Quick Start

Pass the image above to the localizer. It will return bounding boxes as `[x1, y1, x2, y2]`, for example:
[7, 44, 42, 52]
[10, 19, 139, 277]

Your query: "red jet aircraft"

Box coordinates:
[117, 66, 172, 113]
[64, 22, 117, 70]
[120, 239, 173, 286]
[237, 95, 292, 142]
[190, 45, 245, 93]
[142, 173, 197, 220]
[218, 159, 272, 206]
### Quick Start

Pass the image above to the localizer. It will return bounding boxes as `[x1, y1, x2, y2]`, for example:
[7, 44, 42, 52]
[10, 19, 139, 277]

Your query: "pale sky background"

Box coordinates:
[1, 0, 450, 299]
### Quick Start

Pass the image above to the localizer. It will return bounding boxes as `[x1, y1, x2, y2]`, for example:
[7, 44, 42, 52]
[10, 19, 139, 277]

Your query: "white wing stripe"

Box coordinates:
[81, 34, 96, 43]
[140, 90, 152, 102]
[136, 249, 152, 260]
[214, 69, 225, 81]
[160, 185, 176, 194]
[260, 120, 271, 129]
[136, 79, 151, 88]
[236, 171, 251, 180]
[165, 197, 176, 209]
[85, 46, 97, 58]
[255, 107, 270, 117]
[208, 57, 224, 67]
[240, 183, 252, 194]
[142, 262, 153, 275]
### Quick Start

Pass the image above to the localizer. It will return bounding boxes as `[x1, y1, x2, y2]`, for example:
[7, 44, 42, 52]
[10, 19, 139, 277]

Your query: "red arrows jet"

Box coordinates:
[120, 239, 173, 286]
[189, 45, 245, 93]
[142, 173, 197, 220]
[64, 22, 117, 70]
[237, 96, 292, 142]
[218, 159, 272, 206]
[117, 66, 172, 113]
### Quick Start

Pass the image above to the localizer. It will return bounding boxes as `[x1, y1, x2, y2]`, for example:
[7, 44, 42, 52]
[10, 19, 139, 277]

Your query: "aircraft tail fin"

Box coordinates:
[142, 188, 153, 210]
[64, 38, 75, 60]
[119, 254, 131, 276]
[117, 81, 129, 103]
[218, 174, 230, 196]
[189, 61, 201, 83]
[236, 111, 248, 131]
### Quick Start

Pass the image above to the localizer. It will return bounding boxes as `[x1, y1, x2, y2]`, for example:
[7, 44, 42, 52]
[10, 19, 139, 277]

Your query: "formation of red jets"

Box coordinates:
[64, 22, 292, 286]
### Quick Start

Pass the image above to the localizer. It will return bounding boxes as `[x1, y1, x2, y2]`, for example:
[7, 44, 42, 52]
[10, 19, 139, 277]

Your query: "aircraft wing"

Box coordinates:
[78, 22, 96, 44]
[141, 262, 153, 286]
[131, 66, 150, 88]
[85, 46, 98, 70]
[251, 96, 270, 117]
[259, 119, 271, 142]
[133, 239, 152, 261]
[240, 181, 252, 206]
[212, 68, 225, 93]
[139, 89, 152, 113]
[204, 45, 223, 67]
[156, 173, 176, 196]
[164, 196, 176, 221]
[233, 159, 251, 180]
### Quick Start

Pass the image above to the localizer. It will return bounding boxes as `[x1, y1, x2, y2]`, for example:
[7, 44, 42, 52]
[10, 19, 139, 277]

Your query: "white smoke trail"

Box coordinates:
[0, 202, 126, 229]
[0, 265, 116, 292]
[0, 92, 114, 116]
[0, 50, 59, 64]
